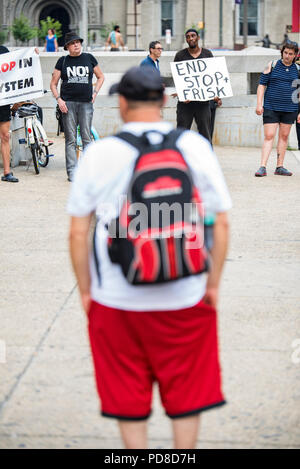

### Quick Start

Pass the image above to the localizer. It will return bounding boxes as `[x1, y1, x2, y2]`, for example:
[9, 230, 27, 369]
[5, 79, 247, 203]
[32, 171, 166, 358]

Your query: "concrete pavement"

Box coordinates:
[0, 135, 300, 449]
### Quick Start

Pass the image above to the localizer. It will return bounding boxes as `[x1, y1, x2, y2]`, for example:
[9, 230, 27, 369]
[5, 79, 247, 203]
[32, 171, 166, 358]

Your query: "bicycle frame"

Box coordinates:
[24, 115, 49, 147]
[76, 125, 99, 148]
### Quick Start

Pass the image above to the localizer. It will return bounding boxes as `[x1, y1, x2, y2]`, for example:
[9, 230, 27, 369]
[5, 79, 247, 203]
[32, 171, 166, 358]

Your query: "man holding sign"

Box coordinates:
[0, 47, 43, 182]
[172, 29, 222, 144]
[0, 45, 18, 183]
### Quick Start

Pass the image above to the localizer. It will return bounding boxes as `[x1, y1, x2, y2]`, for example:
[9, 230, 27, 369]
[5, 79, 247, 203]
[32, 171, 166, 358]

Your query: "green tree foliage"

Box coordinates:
[38, 16, 62, 40]
[0, 29, 7, 45]
[11, 14, 37, 45]
[100, 22, 118, 41]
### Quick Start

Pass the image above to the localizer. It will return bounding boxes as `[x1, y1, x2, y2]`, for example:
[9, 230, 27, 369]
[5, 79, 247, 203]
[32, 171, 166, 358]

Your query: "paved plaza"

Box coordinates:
[0, 135, 300, 449]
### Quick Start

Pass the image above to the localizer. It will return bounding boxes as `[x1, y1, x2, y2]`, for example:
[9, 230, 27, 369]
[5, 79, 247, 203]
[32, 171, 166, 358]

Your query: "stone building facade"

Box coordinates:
[0, 0, 298, 50]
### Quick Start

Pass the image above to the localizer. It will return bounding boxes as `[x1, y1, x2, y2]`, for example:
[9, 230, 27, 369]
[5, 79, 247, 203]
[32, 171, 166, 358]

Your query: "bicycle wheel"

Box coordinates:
[37, 141, 49, 167]
[30, 143, 40, 174]
[34, 127, 50, 167]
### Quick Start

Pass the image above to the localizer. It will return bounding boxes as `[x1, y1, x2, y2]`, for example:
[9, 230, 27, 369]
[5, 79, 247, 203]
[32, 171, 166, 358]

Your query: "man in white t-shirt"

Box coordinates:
[68, 66, 231, 449]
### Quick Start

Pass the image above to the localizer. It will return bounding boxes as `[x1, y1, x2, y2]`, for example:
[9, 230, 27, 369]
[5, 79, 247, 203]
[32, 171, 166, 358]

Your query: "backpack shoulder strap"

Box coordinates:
[271, 59, 278, 71]
[115, 128, 187, 152]
[162, 128, 186, 148]
[115, 131, 145, 150]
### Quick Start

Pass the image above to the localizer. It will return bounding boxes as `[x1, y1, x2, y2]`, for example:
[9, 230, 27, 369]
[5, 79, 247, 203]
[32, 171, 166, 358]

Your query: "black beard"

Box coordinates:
[188, 43, 197, 49]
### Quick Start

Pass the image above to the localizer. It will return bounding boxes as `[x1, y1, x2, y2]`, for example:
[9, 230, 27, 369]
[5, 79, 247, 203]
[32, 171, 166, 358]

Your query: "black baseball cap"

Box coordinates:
[109, 66, 164, 101]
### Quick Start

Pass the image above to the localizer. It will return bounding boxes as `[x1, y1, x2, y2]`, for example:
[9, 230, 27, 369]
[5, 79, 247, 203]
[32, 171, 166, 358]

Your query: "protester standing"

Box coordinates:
[255, 42, 300, 176]
[172, 29, 222, 144]
[0, 45, 18, 183]
[68, 66, 231, 449]
[50, 31, 104, 181]
[44, 29, 58, 52]
[140, 41, 163, 72]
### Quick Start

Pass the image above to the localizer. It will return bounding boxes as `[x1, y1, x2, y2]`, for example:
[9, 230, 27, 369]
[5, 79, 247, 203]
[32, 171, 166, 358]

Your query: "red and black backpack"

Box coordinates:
[95, 129, 210, 285]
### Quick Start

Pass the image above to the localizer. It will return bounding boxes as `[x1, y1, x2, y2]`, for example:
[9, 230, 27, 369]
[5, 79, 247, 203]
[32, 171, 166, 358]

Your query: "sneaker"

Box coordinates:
[255, 166, 267, 177]
[274, 166, 293, 176]
[1, 172, 19, 183]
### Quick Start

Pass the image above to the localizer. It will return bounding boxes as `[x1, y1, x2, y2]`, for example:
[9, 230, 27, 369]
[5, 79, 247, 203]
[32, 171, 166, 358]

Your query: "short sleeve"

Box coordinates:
[90, 54, 98, 68]
[67, 151, 97, 217]
[55, 56, 63, 71]
[67, 137, 137, 218]
[259, 71, 270, 86]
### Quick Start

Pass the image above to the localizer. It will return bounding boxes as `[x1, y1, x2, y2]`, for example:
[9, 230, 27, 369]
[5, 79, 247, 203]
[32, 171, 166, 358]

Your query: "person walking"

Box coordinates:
[0, 45, 18, 183]
[105, 25, 125, 51]
[68, 66, 231, 449]
[140, 41, 163, 72]
[255, 42, 300, 177]
[172, 29, 222, 144]
[50, 31, 104, 181]
[44, 28, 58, 52]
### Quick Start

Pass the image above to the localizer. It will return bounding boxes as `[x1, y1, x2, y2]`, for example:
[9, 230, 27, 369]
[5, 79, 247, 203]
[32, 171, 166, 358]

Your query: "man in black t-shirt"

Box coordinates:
[50, 32, 104, 181]
[173, 29, 222, 144]
[0, 45, 18, 182]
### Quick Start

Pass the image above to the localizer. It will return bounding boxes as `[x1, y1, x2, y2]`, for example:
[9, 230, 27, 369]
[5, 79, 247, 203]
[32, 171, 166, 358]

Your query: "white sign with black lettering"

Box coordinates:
[0, 48, 44, 106]
[170, 56, 233, 102]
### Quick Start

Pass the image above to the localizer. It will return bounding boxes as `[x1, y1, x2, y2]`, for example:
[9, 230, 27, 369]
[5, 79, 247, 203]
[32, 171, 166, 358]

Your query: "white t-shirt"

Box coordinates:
[67, 121, 232, 311]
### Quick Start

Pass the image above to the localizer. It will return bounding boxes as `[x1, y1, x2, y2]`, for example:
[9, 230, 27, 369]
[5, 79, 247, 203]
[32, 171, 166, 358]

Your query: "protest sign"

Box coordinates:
[0, 48, 44, 106]
[170, 56, 233, 102]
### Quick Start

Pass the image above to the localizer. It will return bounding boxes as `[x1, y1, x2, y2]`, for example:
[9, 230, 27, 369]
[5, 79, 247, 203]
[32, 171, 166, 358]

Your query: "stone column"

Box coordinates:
[126, 0, 142, 50]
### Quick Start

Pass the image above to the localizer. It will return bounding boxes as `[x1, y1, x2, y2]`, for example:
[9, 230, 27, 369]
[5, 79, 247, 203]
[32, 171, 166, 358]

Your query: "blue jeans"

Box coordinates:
[62, 101, 93, 179]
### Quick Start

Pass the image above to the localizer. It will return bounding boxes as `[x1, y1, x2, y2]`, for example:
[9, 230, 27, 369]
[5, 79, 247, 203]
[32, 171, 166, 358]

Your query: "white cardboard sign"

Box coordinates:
[0, 48, 44, 106]
[170, 56, 233, 102]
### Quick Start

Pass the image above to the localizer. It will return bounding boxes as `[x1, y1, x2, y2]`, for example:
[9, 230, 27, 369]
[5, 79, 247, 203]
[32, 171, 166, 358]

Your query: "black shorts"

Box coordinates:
[0, 105, 11, 122]
[263, 109, 298, 125]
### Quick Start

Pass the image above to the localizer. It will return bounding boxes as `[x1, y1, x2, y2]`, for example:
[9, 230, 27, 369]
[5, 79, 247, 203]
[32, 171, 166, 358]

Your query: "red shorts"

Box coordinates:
[88, 300, 225, 420]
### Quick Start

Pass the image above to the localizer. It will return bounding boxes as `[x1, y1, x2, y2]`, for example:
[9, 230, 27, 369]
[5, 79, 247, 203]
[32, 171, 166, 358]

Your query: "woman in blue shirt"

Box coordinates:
[44, 29, 58, 52]
[255, 42, 300, 177]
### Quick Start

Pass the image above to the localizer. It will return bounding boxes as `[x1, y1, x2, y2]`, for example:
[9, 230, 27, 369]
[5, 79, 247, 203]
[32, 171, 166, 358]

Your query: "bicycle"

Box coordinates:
[55, 106, 100, 159]
[76, 125, 100, 158]
[12, 102, 54, 175]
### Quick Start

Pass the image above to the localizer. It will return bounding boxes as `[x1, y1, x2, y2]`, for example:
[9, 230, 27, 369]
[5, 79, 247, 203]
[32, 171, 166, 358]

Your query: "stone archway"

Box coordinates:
[39, 5, 71, 47]
[8, 0, 103, 47]
[11, 0, 82, 45]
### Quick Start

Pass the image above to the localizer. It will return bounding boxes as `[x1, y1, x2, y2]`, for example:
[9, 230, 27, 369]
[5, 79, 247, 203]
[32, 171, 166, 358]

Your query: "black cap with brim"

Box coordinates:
[64, 31, 83, 50]
[109, 66, 164, 101]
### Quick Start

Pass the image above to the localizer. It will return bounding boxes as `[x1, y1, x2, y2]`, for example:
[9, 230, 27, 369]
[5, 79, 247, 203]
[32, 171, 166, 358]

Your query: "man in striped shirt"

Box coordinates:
[255, 42, 300, 177]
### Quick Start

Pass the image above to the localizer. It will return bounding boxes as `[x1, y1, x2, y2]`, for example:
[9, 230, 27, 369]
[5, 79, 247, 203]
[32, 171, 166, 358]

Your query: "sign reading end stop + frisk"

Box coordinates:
[170, 56, 233, 102]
